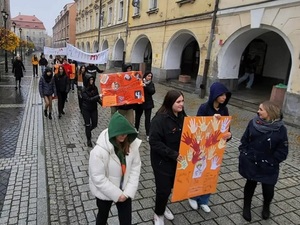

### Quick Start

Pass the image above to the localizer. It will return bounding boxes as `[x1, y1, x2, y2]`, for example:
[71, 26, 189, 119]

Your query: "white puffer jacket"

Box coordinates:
[89, 128, 141, 202]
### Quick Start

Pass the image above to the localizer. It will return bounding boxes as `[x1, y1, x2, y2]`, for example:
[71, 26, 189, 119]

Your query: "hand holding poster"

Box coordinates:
[171, 116, 231, 202]
[100, 71, 145, 107]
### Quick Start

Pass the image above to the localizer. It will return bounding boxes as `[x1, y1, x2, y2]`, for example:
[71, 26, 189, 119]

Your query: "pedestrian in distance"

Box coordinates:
[149, 90, 186, 225]
[12, 55, 26, 89]
[239, 100, 288, 222]
[81, 73, 102, 147]
[188, 82, 232, 213]
[39, 67, 56, 120]
[134, 71, 156, 141]
[86, 63, 104, 80]
[54, 66, 70, 118]
[39, 53, 48, 75]
[31, 54, 39, 77]
[89, 111, 141, 225]
[77, 65, 86, 113]
[238, 55, 260, 89]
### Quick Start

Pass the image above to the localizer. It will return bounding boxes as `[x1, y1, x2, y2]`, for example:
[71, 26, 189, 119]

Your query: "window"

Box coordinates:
[108, 6, 112, 25]
[95, 13, 99, 28]
[133, 5, 140, 16]
[118, 0, 124, 21]
[149, 0, 157, 9]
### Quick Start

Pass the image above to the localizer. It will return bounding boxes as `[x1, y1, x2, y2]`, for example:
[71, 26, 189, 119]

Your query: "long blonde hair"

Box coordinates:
[261, 101, 282, 121]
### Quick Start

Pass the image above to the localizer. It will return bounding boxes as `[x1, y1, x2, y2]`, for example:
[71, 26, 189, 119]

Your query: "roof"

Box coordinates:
[11, 14, 46, 30]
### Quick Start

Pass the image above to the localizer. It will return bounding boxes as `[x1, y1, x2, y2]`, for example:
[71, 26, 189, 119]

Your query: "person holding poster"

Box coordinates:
[77, 65, 87, 113]
[81, 73, 101, 147]
[188, 82, 232, 213]
[149, 90, 186, 225]
[134, 71, 156, 141]
[89, 112, 141, 225]
[239, 101, 288, 222]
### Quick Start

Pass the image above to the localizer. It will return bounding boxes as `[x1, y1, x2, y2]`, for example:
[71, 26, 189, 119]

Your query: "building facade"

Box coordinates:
[11, 14, 46, 51]
[53, 3, 76, 48]
[124, 0, 300, 124]
[75, 0, 129, 68]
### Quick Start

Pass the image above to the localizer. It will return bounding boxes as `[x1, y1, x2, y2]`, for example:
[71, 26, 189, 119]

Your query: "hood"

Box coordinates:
[108, 112, 137, 147]
[84, 72, 95, 87]
[208, 82, 231, 108]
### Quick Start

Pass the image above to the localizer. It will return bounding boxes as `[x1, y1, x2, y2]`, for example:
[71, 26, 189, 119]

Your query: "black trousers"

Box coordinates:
[82, 108, 98, 140]
[153, 171, 174, 215]
[96, 198, 132, 225]
[244, 179, 275, 205]
[32, 65, 38, 76]
[57, 91, 68, 115]
[134, 107, 152, 135]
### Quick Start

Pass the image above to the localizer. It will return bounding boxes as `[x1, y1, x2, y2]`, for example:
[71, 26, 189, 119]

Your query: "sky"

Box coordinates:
[10, 0, 74, 35]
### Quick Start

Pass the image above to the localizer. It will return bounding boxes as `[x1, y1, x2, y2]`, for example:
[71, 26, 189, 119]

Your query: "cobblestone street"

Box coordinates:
[0, 57, 300, 224]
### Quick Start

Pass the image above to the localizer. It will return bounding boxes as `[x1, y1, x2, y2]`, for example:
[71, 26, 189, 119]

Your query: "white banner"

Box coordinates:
[66, 43, 108, 64]
[43, 47, 67, 55]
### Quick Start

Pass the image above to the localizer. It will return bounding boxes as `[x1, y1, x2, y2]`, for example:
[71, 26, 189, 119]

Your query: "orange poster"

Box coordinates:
[171, 116, 232, 202]
[99, 71, 145, 107]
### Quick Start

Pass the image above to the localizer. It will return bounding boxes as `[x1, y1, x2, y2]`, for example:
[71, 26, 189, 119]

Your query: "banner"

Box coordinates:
[43, 47, 67, 55]
[66, 43, 108, 64]
[100, 71, 144, 107]
[171, 116, 232, 202]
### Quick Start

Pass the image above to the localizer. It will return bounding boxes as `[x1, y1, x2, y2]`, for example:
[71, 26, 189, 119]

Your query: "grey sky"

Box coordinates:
[10, 0, 74, 35]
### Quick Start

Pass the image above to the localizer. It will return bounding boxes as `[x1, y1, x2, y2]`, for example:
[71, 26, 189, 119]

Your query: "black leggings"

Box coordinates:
[96, 198, 132, 225]
[82, 109, 98, 140]
[153, 171, 174, 215]
[135, 107, 152, 135]
[244, 179, 275, 204]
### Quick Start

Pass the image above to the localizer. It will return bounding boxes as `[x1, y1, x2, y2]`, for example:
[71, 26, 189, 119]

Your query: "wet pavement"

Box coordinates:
[0, 57, 300, 225]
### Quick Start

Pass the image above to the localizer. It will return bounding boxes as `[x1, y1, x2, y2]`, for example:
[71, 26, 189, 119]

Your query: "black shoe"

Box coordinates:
[243, 207, 251, 222]
[15, 86, 18, 89]
[61, 111, 65, 115]
[48, 113, 52, 120]
[44, 109, 48, 117]
[19, 85, 21, 88]
[262, 203, 270, 220]
[59, 114, 62, 119]
[87, 140, 92, 147]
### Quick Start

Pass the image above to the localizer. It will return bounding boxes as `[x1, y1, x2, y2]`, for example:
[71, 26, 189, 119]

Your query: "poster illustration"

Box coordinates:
[171, 116, 232, 202]
[99, 71, 145, 107]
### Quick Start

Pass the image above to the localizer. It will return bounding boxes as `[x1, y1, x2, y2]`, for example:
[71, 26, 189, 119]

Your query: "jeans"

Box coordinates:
[238, 72, 254, 88]
[40, 65, 46, 75]
[192, 193, 211, 205]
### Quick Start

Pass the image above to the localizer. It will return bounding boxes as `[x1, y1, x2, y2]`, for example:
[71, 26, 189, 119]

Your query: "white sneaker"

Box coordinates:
[188, 198, 198, 210]
[146, 136, 149, 142]
[164, 207, 174, 220]
[200, 204, 211, 213]
[154, 214, 164, 225]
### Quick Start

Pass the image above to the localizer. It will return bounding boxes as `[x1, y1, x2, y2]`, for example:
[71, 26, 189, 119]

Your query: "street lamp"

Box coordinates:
[1, 10, 9, 73]
[19, 27, 22, 60]
[97, 0, 103, 51]
[12, 21, 16, 56]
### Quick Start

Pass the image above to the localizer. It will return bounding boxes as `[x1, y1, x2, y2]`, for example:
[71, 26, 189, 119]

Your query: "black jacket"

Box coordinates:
[149, 111, 186, 177]
[239, 120, 288, 185]
[86, 65, 103, 78]
[142, 81, 155, 109]
[82, 73, 100, 111]
[54, 74, 70, 93]
[12, 60, 25, 79]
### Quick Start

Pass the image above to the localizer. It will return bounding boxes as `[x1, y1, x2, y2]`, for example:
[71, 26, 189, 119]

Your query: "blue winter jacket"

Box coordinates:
[39, 74, 56, 98]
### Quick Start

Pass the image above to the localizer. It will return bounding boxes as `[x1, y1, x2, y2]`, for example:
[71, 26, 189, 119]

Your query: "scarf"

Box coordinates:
[252, 115, 284, 133]
[144, 79, 151, 85]
[114, 147, 126, 189]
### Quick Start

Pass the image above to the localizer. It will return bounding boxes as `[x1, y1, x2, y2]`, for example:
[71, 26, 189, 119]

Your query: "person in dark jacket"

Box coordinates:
[86, 63, 104, 79]
[39, 53, 48, 75]
[77, 65, 87, 113]
[134, 71, 156, 141]
[188, 82, 232, 213]
[39, 67, 56, 120]
[149, 90, 186, 225]
[82, 73, 101, 147]
[239, 100, 288, 222]
[54, 66, 70, 118]
[12, 55, 26, 89]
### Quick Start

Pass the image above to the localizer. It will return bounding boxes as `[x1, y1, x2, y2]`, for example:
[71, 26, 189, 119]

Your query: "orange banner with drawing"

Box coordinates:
[171, 116, 232, 202]
[99, 71, 145, 107]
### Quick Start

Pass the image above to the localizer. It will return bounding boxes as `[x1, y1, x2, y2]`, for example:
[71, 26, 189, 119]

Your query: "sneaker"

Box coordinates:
[188, 198, 198, 210]
[200, 204, 211, 213]
[146, 136, 149, 142]
[154, 214, 164, 225]
[61, 111, 65, 115]
[58, 114, 62, 119]
[164, 207, 174, 220]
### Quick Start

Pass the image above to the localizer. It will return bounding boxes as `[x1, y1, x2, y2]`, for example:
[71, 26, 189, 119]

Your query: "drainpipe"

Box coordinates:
[97, 0, 102, 51]
[200, 0, 220, 98]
